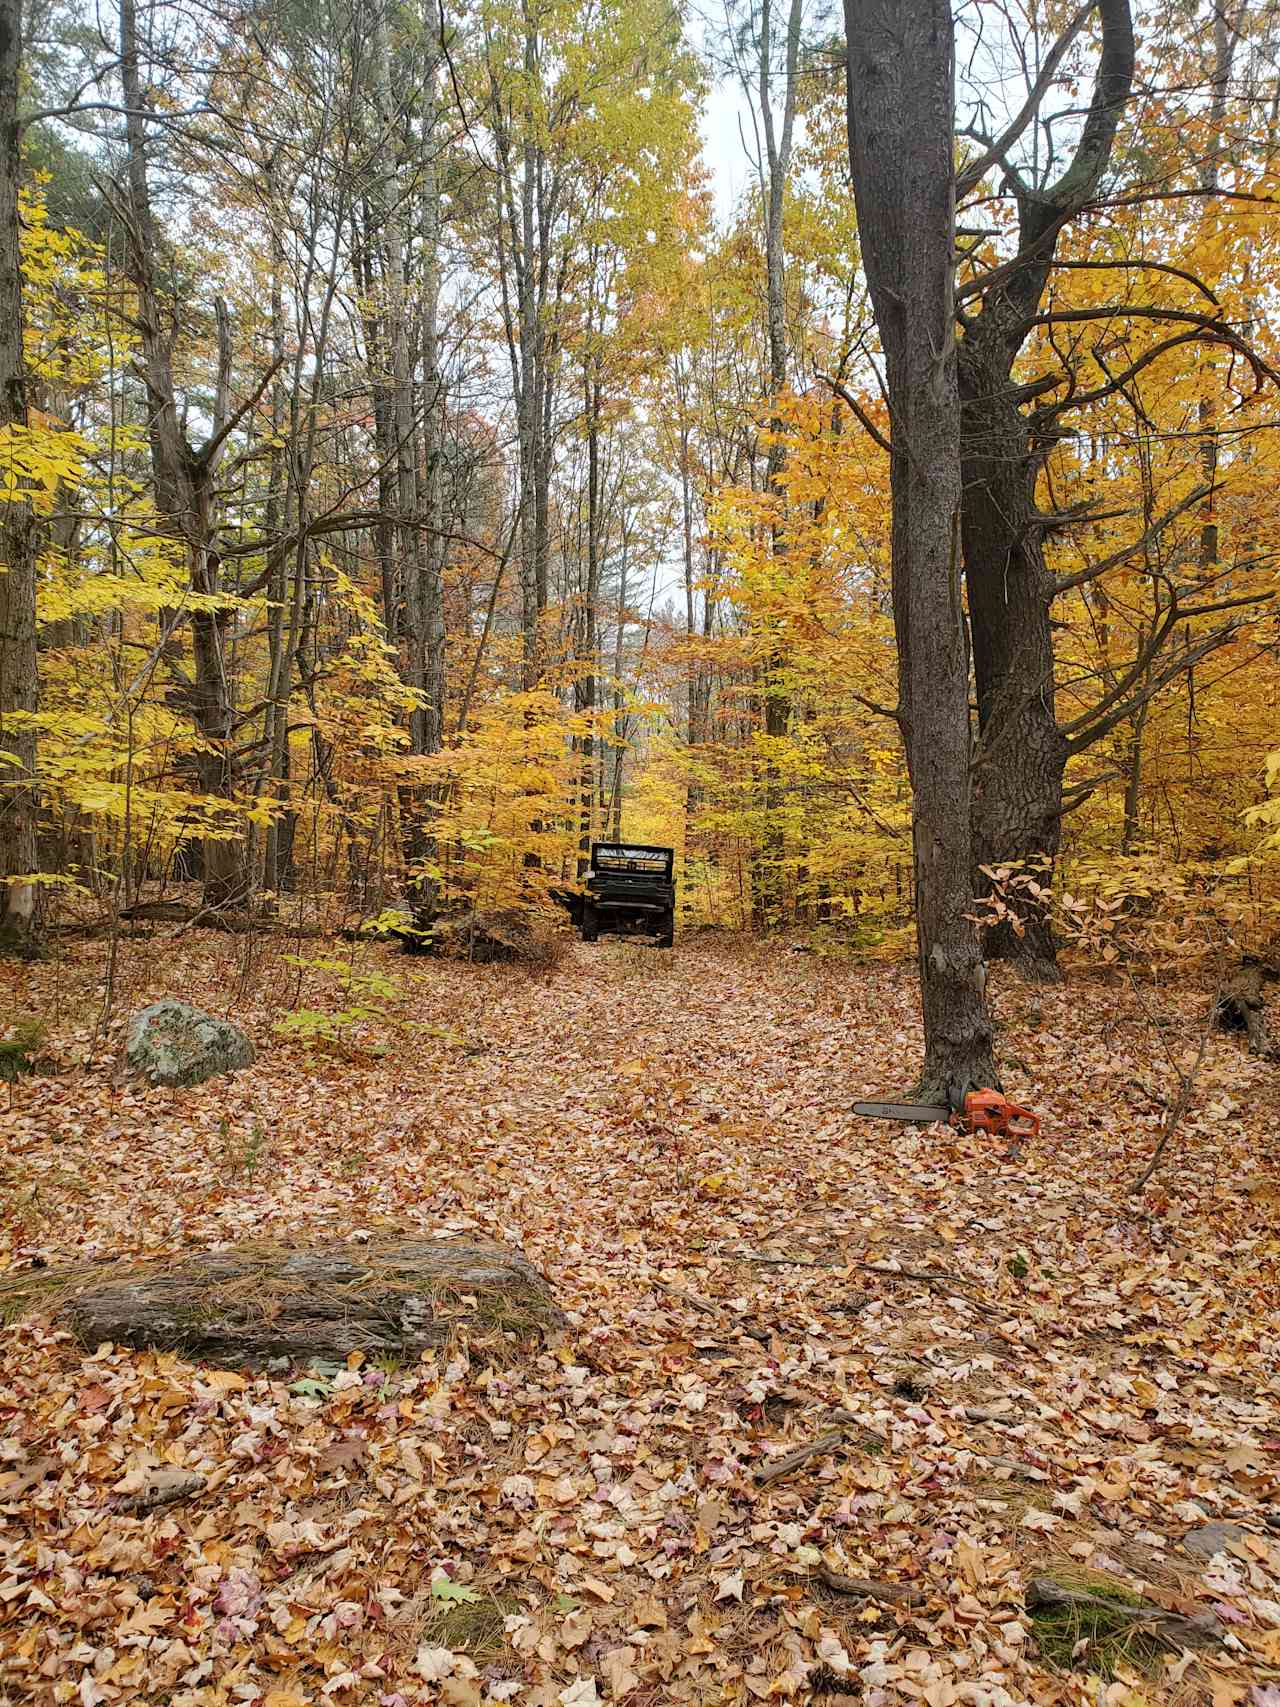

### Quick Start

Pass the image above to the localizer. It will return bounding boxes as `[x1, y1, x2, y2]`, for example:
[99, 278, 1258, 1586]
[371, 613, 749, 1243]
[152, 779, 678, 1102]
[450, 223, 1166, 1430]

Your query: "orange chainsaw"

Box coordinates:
[852, 1088, 1040, 1141]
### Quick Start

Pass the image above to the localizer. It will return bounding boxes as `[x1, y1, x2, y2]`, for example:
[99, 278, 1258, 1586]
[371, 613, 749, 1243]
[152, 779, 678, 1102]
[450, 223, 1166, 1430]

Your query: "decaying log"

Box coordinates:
[20, 1238, 563, 1369]
[1025, 1576, 1224, 1650]
[1214, 961, 1275, 1056]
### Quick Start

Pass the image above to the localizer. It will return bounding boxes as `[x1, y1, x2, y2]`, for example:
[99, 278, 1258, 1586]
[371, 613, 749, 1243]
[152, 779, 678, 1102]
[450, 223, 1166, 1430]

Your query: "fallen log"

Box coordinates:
[6, 1238, 564, 1370]
[1025, 1576, 1224, 1651]
[401, 909, 565, 969]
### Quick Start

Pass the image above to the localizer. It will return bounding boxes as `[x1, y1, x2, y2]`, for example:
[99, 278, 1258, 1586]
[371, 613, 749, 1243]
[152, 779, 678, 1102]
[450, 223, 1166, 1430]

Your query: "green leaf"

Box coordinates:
[289, 1377, 332, 1398]
[431, 1580, 482, 1604]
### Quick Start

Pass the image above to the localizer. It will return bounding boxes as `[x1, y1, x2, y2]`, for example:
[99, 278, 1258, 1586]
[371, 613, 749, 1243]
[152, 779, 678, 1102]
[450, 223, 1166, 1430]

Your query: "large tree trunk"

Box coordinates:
[120, 0, 248, 909]
[959, 338, 1067, 980]
[368, 4, 447, 926]
[0, 0, 40, 951]
[956, 0, 1134, 977]
[754, 0, 801, 927]
[845, 0, 995, 1099]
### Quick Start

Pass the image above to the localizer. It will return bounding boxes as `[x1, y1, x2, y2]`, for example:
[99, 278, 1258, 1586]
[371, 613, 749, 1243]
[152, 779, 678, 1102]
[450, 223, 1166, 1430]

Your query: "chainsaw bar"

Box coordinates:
[852, 1099, 952, 1125]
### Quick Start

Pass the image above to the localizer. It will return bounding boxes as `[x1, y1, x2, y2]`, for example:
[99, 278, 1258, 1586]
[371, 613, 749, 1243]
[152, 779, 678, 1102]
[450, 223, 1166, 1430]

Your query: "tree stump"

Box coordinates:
[1214, 962, 1273, 1056]
[22, 1238, 562, 1369]
[405, 909, 563, 968]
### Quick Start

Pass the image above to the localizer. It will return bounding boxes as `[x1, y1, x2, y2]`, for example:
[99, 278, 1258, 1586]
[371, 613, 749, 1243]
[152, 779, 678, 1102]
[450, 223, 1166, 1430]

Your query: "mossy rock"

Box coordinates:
[126, 999, 256, 1087]
[417, 1587, 522, 1659]
[15, 1237, 563, 1369]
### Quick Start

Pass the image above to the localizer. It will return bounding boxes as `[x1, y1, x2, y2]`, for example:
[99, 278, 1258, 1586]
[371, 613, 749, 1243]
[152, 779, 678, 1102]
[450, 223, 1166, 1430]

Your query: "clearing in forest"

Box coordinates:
[2, 934, 1278, 1705]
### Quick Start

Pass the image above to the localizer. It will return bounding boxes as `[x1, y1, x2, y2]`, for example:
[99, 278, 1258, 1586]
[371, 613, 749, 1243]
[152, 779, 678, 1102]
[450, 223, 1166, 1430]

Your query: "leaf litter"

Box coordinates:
[1, 931, 1279, 1705]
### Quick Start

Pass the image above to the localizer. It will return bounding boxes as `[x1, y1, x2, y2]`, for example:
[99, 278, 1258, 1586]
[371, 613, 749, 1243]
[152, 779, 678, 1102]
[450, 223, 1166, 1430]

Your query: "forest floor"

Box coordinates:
[1, 928, 1279, 1707]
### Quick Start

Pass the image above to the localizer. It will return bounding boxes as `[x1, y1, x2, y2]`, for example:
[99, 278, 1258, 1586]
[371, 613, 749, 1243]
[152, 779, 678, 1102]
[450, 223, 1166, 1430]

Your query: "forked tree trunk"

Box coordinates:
[845, 0, 996, 1100]
[959, 342, 1067, 980]
[956, 0, 1134, 978]
[120, 0, 248, 909]
[0, 0, 39, 951]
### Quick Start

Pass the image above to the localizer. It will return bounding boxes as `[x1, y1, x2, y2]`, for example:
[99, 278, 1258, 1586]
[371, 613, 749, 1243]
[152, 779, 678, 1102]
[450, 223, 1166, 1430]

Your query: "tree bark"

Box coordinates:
[957, 0, 1134, 978]
[367, 1, 447, 924]
[0, 0, 39, 950]
[959, 344, 1067, 978]
[575, 349, 603, 879]
[753, 0, 801, 925]
[845, 0, 996, 1099]
[120, 0, 248, 909]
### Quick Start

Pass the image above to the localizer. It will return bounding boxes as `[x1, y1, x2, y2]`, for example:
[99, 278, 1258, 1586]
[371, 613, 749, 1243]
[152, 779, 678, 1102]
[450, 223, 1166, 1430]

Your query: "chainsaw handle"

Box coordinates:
[1001, 1102, 1040, 1139]
[961, 1089, 1040, 1140]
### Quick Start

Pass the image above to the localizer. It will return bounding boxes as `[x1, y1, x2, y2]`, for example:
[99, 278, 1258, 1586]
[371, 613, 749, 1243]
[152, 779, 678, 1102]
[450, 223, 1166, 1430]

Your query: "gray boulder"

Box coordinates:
[126, 999, 255, 1088]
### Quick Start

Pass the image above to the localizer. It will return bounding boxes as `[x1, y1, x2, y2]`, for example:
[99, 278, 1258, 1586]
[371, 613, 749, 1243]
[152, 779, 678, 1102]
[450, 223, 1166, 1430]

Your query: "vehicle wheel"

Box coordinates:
[581, 904, 599, 944]
[657, 914, 674, 949]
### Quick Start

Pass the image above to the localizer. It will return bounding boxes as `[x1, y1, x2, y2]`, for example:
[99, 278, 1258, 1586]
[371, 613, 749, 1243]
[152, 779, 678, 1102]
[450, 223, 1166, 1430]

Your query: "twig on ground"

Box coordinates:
[722, 1248, 1003, 1314]
[723, 1249, 837, 1268]
[755, 1428, 848, 1487]
[1130, 983, 1220, 1195]
[816, 1566, 926, 1607]
[861, 1264, 1003, 1316]
[653, 1279, 769, 1342]
[755, 1411, 889, 1487]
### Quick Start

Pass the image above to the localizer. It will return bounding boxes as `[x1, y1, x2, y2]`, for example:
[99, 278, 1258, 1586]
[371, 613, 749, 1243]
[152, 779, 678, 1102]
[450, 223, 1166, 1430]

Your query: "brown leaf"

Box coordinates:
[0, 1456, 58, 1500]
[317, 1435, 368, 1474]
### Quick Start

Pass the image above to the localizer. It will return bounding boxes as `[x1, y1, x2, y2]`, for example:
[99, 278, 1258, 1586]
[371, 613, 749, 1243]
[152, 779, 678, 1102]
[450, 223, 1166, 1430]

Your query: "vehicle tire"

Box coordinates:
[581, 904, 599, 944]
[657, 913, 674, 949]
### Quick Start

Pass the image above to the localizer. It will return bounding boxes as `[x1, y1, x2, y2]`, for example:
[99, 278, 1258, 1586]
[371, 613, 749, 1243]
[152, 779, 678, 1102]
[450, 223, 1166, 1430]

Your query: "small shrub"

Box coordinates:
[0, 1020, 47, 1083]
[276, 954, 405, 1053]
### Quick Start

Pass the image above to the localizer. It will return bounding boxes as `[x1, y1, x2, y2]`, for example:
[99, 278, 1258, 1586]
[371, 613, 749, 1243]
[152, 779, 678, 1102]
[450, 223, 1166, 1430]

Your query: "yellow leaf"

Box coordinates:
[203, 1372, 247, 1395]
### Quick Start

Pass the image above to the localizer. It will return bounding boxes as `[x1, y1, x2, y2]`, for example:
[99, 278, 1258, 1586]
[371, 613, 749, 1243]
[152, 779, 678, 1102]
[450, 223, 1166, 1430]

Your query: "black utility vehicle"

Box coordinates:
[581, 842, 675, 948]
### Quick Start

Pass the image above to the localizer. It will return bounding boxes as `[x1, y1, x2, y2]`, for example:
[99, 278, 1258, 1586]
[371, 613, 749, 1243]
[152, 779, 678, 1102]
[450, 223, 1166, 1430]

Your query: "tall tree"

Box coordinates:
[956, 0, 1136, 978]
[844, 0, 995, 1096]
[0, 0, 39, 950]
[723, 0, 804, 920]
[117, 0, 265, 909]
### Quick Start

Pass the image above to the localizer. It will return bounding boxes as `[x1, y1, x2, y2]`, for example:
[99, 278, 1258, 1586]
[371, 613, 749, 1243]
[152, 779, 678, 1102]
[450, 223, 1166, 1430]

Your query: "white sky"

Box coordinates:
[700, 76, 759, 224]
